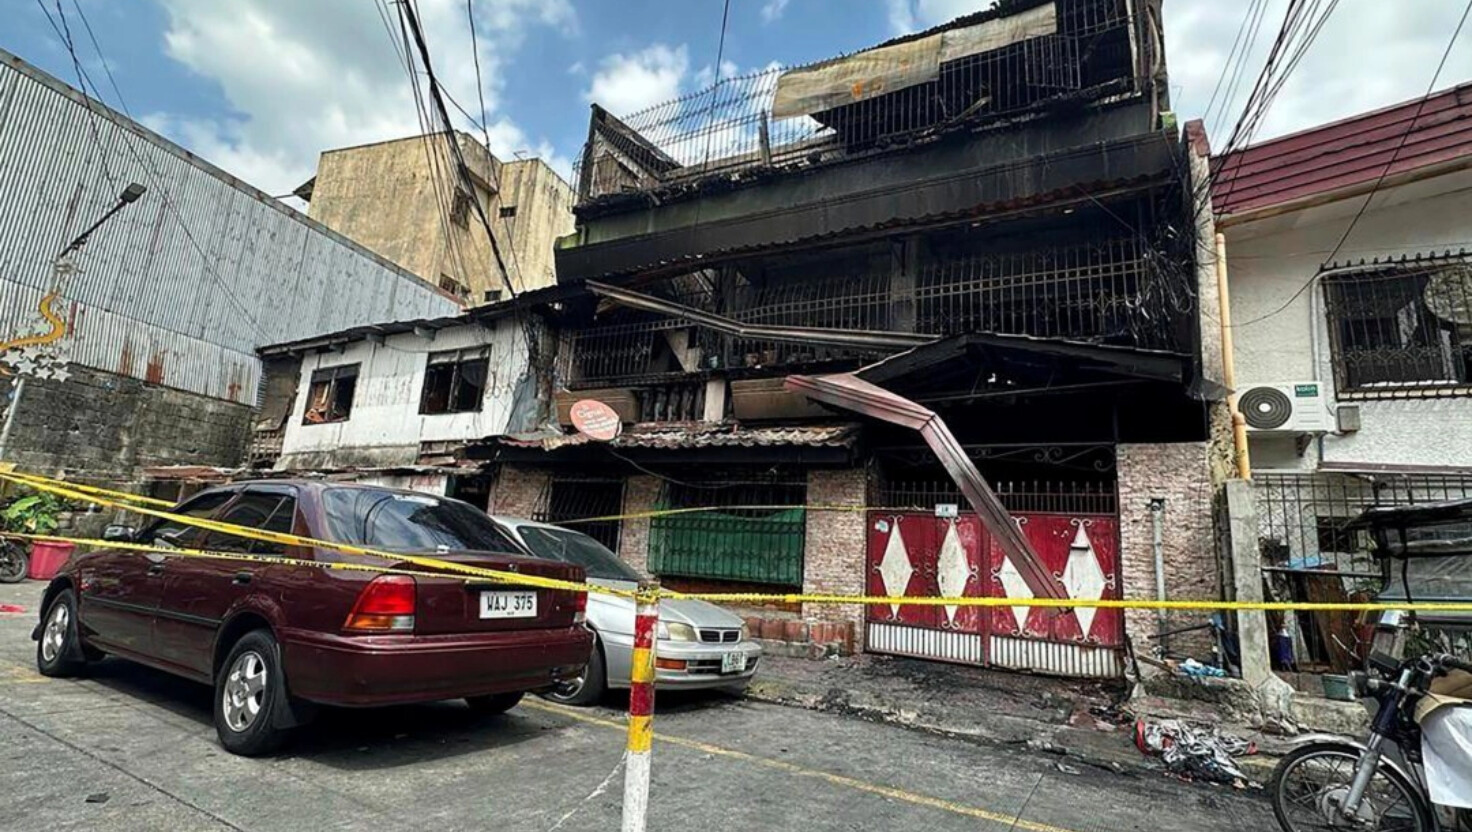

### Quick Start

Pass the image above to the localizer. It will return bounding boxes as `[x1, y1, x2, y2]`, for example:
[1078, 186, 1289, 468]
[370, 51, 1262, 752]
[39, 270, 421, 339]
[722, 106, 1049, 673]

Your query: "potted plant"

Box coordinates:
[0, 492, 67, 583]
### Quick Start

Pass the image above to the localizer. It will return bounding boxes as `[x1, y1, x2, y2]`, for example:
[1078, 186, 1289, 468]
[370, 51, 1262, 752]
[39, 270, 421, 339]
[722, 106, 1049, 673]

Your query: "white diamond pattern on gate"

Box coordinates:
[876, 523, 914, 617]
[995, 555, 1033, 633]
[1062, 523, 1107, 638]
[935, 521, 970, 626]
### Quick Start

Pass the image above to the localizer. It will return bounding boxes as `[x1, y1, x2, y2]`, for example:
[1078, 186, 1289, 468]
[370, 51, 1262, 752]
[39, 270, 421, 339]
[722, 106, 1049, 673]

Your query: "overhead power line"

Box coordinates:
[1231, 0, 1472, 330]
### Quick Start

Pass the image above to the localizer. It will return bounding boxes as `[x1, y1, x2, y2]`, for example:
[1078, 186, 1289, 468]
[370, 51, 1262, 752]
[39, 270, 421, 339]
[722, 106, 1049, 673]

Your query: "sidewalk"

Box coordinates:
[745, 653, 1293, 780]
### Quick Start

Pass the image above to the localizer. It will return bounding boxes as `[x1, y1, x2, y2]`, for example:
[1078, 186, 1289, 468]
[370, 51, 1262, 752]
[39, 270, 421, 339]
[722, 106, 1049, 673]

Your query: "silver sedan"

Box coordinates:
[491, 516, 762, 706]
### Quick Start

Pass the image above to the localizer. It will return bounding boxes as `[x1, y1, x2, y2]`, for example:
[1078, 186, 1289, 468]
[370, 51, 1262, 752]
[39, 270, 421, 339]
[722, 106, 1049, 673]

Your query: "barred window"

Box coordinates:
[1324, 258, 1472, 397]
[647, 479, 806, 588]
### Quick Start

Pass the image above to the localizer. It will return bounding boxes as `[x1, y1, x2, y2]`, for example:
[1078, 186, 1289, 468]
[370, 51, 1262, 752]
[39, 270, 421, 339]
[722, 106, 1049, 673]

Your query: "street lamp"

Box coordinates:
[0, 183, 148, 462]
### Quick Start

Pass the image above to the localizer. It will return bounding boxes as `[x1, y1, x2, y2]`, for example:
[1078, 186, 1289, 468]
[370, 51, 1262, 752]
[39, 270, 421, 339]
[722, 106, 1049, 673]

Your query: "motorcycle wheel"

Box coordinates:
[0, 542, 28, 583]
[1272, 742, 1432, 831]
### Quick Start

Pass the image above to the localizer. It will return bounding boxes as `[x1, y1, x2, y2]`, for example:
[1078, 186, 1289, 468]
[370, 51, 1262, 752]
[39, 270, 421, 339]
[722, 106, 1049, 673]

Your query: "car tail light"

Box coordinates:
[571, 590, 588, 625]
[344, 575, 416, 632]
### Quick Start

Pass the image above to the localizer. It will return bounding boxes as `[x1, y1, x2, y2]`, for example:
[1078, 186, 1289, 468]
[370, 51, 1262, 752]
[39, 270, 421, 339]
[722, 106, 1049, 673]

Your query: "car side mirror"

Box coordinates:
[102, 525, 137, 542]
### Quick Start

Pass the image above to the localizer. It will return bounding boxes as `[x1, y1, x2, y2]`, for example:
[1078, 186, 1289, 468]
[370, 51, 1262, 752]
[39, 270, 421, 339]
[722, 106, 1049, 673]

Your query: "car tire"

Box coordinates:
[540, 636, 606, 707]
[465, 691, 524, 715]
[214, 629, 292, 757]
[36, 589, 89, 677]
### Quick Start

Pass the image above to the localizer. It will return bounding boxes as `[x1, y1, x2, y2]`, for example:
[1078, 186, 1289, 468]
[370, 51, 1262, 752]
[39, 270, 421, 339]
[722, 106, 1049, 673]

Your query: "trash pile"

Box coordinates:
[1134, 718, 1259, 788]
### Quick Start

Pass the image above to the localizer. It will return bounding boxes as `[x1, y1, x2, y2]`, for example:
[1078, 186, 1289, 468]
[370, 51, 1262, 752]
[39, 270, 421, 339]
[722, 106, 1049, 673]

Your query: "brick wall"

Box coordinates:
[0, 364, 250, 480]
[488, 465, 549, 519]
[802, 467, 869, 650]
[1116, 442, 1222, 658]
[618, 474, 659, 574]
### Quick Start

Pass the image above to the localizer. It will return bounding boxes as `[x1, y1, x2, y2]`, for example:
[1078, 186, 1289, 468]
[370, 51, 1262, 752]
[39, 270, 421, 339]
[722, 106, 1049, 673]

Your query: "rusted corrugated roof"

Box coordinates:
[494, 422, 860, 452]
[1212, 82, 1472, 218]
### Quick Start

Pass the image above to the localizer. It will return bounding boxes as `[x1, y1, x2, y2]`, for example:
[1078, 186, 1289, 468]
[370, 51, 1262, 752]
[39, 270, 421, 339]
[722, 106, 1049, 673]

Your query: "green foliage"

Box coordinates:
[0, 492, 68, 535]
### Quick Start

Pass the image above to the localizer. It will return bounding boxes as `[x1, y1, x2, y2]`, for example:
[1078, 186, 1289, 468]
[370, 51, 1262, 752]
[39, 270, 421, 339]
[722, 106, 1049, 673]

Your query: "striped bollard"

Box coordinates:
[622, 581, 659, 832]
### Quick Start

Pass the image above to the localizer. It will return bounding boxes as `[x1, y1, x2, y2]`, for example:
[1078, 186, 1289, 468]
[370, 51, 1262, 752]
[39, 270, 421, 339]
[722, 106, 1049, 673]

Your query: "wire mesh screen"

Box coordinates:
[575, 0, 1136, 203]
[647, 480, 808, 587]
[1323, 255, 1472, 398]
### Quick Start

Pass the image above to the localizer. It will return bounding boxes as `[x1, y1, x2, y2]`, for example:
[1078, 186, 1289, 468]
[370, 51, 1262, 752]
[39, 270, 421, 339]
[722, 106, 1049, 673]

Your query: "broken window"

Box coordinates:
[303, 364, 358, 424]
[420, 347, 490, 414]
[1325, 259, 1472, 396]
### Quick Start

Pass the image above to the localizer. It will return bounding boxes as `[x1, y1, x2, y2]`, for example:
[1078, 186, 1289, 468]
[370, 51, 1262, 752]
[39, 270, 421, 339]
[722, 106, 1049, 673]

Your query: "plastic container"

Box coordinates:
[27, 541, 74, 581]
[1321, 674, 1355, 702]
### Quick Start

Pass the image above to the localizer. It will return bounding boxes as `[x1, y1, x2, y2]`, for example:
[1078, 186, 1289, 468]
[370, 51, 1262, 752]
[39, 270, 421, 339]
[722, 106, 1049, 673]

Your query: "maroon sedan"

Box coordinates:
[32, 481, 593, 755]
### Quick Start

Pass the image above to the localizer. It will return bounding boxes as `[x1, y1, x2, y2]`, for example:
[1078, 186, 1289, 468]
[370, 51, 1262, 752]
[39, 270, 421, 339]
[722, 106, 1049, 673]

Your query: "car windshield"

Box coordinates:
[517, 526, 643, 582]
[322, 487, 520, 553]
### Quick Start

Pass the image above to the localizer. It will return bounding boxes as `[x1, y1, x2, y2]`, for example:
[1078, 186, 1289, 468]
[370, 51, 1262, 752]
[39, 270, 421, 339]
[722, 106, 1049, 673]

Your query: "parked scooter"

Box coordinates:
[1271, 650, 1472, 831]
[0, 539, 26, 583]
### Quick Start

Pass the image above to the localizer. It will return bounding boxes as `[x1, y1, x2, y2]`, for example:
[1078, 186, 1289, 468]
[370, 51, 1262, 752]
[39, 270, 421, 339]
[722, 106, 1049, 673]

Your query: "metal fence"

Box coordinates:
[534, 478, 626, 553]
[1254, 472, 1472, 580]
[575, 0, 1136, 202]
[879, 477, 1117, 515]
[647, 479, 808, 587]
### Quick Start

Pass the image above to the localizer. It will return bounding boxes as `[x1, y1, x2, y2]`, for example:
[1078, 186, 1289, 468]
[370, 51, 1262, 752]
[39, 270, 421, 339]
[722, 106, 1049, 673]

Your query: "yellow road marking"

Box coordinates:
[521, 699, 1079, 832]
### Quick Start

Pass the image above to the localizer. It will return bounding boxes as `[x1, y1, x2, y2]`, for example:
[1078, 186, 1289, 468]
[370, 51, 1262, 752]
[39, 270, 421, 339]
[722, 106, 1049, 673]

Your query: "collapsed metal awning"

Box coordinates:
[785, 371, 1069, 602]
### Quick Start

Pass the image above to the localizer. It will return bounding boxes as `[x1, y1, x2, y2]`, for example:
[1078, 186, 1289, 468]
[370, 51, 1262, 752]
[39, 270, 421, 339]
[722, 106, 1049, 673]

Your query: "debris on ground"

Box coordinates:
[84, 793, 109, 804]
[1179, 659, 1228, 679]
[1055, 762, 1082, 775]
[0, 604, 25, 615]
[1134, 718, 1259, 788]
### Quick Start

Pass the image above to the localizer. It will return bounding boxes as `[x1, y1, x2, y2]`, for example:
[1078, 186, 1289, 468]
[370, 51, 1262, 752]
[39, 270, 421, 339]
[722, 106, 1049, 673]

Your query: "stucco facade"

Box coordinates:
[1223, 167, 1472, 472]
[275, 318, 530, 470]
[304, 134, 572, 301]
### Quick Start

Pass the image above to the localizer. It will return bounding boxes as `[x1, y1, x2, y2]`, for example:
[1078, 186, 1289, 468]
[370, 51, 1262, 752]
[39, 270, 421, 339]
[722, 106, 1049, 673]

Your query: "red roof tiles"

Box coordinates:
[1211, 82, 1472, 217]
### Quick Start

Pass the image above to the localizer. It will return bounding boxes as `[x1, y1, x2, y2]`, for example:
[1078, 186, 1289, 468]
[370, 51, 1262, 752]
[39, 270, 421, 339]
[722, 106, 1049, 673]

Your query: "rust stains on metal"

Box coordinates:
[225, 362, 243, 402]
[145, 351, 165, 385]
[118, 337, 135, 377]
[784, 371, 1071, 604]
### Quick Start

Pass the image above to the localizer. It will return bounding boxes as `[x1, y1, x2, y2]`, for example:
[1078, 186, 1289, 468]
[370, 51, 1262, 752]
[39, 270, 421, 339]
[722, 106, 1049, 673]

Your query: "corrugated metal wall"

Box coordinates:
[0, 50, 460, 404]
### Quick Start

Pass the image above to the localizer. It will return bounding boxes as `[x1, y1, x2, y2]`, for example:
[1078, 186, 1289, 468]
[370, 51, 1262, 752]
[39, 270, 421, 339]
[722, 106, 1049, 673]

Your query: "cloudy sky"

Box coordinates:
[6, 0, 1470, 200]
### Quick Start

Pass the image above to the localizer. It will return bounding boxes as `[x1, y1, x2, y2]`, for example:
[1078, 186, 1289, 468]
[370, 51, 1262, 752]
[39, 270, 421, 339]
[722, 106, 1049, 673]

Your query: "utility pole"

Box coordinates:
[0, 183, 146, 463]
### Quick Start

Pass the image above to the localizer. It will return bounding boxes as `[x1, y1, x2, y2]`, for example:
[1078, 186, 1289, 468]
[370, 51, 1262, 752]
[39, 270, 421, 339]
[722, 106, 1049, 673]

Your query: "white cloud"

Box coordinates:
[147, 0, 574, 196]
[761, 0, 792, 24]
[585, 44, 689, 116]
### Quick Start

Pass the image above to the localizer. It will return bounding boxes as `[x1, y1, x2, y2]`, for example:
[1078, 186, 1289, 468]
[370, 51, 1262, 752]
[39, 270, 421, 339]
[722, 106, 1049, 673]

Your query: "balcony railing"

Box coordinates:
[575, 0, 1137, 205]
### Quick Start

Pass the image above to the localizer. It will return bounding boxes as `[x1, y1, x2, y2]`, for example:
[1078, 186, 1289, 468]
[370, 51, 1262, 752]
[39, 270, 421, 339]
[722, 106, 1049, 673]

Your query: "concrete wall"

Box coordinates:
[801, 467, 869, 649]
[307, 134, 567, 301]
[1224, 168, 1472, 471]
[1116, 442, 1222, 657]
[275, 320, 528, 470]
[500, 159, 576, 290]
[0, 365, 250, 480]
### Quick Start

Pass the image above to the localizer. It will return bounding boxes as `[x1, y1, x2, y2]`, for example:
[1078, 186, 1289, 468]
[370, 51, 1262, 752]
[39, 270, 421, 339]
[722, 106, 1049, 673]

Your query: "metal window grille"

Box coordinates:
[562, 221, 1192, 387]
[880, 478, 1117, 515]
[575, 0, 1135, 203]
[534, 478, 626, 553]
[647, 479, 808, 587]
[1323, 255, 1472, 398]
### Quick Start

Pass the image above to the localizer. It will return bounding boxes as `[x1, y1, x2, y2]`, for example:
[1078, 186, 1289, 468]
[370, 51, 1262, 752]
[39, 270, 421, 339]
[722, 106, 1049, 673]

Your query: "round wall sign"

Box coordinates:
[569, 399, 623, 442]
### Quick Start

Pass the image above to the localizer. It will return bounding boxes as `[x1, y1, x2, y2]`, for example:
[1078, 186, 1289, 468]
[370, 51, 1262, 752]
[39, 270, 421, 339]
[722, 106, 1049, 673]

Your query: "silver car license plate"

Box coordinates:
[480, 591, 537, 619]
[721, 651, 748, 674]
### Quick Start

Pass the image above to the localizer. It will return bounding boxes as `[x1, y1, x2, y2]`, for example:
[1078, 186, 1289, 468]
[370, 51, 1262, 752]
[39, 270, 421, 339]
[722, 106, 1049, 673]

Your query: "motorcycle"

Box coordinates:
[1271, 650, 1472, 831]
[0, 538, 27, 583]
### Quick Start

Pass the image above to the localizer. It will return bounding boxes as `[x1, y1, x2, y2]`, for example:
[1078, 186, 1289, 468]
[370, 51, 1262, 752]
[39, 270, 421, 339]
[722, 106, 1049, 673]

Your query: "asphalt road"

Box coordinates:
[0, 581, 1277, 831]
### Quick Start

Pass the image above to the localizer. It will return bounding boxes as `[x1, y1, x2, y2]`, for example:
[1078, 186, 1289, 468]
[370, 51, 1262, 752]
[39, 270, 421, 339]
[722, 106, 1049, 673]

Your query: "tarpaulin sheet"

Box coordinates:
[770, 2, 1056, 119]
[1422, 705, 1472, 808]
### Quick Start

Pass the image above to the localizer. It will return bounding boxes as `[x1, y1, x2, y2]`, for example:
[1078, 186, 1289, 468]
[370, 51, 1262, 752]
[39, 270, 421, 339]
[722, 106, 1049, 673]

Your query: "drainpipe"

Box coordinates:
[1215, 232, 1251, 480]
[1150, 498, 1168, 651]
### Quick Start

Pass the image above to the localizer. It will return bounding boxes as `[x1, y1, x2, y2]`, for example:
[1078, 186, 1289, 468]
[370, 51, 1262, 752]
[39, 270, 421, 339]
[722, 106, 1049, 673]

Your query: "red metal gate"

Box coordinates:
[865, 510, 1123, 677]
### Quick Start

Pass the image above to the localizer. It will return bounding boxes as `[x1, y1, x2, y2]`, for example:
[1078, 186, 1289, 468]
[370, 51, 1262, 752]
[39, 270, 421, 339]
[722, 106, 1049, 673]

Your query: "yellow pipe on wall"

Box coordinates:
[1214, 232, 1251, 480]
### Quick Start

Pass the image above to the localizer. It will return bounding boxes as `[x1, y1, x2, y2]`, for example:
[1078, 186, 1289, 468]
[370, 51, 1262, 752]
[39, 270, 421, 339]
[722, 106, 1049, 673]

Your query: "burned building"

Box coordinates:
[473, 0, 1227, 676]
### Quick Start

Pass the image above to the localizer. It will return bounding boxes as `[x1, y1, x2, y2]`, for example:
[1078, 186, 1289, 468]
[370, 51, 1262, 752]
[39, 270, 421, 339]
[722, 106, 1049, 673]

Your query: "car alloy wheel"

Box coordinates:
[222, 650, 268, 733]
[40, 603, 69, 664]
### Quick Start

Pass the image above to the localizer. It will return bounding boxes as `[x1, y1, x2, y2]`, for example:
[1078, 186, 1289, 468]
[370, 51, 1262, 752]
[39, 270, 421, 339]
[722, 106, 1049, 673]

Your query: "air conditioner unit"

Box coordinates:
[1239, 382, 1333, 434]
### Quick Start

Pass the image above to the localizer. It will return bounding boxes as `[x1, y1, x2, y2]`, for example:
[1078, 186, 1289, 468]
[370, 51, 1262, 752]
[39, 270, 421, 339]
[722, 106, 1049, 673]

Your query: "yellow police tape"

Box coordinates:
[7, 469, 1472, 614]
